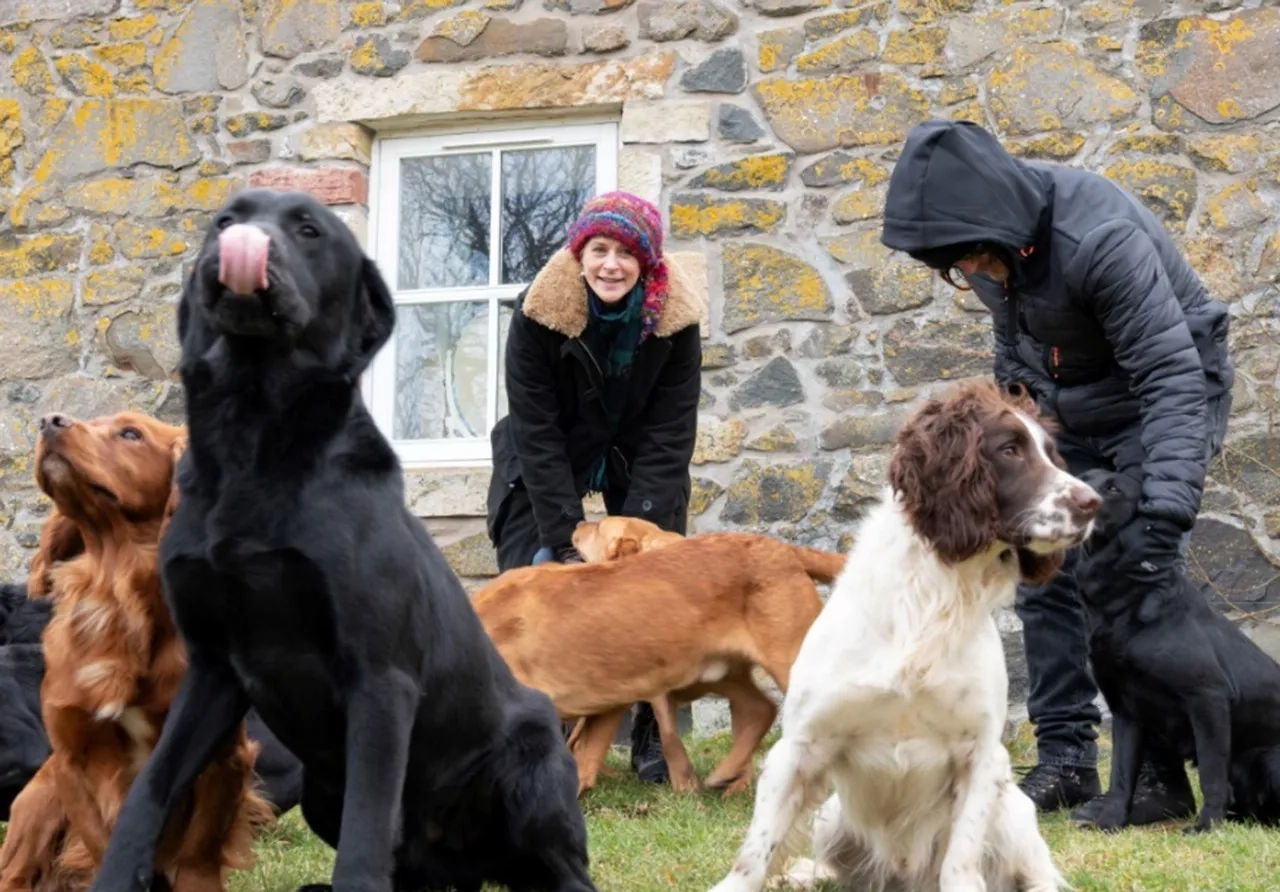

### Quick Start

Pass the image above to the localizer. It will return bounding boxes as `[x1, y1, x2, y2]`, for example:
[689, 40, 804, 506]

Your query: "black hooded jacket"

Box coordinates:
[882, 120, 1233, 530]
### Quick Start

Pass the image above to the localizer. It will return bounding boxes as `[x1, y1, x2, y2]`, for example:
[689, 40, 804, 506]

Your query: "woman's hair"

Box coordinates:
[908, 242, 1010, 291]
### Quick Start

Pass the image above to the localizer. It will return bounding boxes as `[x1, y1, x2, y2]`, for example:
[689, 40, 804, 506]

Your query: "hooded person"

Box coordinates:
[486, 190, 704, 785]
[880, 119, 1233, 826]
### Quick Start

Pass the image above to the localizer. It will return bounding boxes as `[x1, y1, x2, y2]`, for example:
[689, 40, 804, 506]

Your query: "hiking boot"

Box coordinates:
[1071, 759, 1196, 827]
[629, 702, 669, 785]
[1017, 762, 1101, 812]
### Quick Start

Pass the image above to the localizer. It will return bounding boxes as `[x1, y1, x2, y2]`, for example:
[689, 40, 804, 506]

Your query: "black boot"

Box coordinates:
[629, 702, 669, 784]
[1017, 762, 1102, 812]
[1071, 757, 1196, 827]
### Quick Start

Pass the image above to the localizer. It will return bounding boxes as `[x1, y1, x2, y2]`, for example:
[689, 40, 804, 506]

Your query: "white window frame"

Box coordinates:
[363, 119, 619, 469]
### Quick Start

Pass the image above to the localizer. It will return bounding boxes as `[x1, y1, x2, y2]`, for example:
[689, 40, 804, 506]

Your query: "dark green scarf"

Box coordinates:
[586, 281, 645, 492]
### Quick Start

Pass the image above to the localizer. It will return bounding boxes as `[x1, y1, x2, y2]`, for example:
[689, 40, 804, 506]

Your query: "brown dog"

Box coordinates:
[0, 412, 273, 892]
[471, 525, 843, 798]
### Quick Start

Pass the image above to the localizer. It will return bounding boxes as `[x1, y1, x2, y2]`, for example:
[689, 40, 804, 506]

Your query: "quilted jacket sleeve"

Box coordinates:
[1069, 219, 1209, 529]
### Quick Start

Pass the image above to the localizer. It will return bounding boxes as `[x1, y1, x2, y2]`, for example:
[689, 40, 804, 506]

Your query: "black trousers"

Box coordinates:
[1019, 395, 1229, 768]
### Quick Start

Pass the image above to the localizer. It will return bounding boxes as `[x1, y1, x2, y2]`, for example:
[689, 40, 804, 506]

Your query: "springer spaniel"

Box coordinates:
[710, 380, 1100, 892]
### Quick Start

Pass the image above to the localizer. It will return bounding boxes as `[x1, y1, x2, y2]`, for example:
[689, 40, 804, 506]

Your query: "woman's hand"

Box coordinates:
[531, 544, 584, 565]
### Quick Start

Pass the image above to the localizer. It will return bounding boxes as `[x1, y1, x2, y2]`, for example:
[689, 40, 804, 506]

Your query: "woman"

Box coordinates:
[879, 119, 1234, 827]
[486, 191, 704, 784]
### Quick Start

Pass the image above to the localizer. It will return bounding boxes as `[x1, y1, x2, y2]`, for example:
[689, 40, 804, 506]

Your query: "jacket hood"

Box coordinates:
[520, 248, 704, 339]
[880, 119, 1050, 258]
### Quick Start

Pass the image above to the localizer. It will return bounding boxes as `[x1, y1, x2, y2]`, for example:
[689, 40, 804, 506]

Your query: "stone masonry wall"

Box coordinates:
[1, 0, 1279, 733]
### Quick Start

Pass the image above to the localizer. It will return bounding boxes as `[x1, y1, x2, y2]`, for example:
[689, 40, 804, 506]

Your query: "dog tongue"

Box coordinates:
[218, 224, 271, 296]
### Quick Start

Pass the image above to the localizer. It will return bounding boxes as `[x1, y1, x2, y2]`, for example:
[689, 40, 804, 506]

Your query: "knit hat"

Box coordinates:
[566, 191, 669, 342]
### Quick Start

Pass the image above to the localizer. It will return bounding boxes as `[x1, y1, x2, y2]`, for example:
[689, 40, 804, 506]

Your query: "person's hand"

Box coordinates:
[531, 543, 584, 565]
[1113, 512, 1184, 581]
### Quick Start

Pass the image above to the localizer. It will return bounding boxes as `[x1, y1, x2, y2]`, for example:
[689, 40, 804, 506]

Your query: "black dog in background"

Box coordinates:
[1075, 468, 1280, 832]
[0, 581, 302, 821]
[89, 189, 595, 892]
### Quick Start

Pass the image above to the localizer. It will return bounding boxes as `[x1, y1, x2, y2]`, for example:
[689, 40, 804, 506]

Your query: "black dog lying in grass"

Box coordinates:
[1075, 468, 1280, 832]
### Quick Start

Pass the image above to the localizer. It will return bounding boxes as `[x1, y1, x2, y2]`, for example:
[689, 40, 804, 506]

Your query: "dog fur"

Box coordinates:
[709, 381, 1100, 892]
[87, 189, 595, 892]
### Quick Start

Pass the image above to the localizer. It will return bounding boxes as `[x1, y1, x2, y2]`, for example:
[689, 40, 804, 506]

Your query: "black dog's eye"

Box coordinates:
[215, 215, 234, 230]
[298, 223, 320, 238]
[120, 427, 143, 441]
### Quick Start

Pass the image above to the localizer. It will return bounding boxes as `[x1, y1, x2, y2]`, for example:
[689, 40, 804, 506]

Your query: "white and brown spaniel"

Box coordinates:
[710, 380, 1100, 892]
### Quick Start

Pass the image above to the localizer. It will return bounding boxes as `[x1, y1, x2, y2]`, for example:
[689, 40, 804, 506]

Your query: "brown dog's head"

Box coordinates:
[887, 380, 1101, 585]
[29, 411, 187, 594]
[571, 516, 684, 563]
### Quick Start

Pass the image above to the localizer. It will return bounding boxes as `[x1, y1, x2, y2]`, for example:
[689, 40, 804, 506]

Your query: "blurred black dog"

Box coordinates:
[90, 189, 595, 892]
[0, 581, 302, 821]
[1075, 468, 1280, 832]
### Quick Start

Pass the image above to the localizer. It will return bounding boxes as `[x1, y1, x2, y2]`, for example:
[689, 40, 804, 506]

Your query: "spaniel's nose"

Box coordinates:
[39, 413, 71, 433]
[1069, 484, 1102, 520]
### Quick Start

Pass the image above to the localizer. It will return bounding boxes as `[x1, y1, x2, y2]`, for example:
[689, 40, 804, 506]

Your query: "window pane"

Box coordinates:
[398, 153, 492, 290]
[495, 301, 515, 423]
[500, 146, 596, 285]
[393, 302, 489, 440]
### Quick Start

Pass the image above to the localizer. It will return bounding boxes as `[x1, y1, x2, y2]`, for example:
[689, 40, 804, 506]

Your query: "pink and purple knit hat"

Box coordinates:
[566, 190, 669, 341]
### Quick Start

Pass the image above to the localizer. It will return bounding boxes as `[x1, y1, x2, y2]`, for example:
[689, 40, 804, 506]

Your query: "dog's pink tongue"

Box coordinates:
[218, 224, 271, 296]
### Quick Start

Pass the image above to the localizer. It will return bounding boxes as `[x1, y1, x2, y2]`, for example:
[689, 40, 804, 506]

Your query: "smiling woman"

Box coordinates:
[484, 189, 705, 790]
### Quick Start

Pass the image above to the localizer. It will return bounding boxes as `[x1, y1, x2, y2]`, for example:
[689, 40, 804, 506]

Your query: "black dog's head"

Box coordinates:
[1077, 468, 1141, 544]
[181, 188, 395, 378]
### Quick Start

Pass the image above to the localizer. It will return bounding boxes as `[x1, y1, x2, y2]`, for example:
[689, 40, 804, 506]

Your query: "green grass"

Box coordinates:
[11, 726, 1280, 891]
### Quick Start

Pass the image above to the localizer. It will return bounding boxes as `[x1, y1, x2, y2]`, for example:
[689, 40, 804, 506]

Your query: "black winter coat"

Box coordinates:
[488, 248, 703, 548]
[881, 120, 1234, 530]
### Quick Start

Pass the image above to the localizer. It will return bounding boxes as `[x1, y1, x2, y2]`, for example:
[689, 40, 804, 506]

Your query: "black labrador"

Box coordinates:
[0, 581, 303, 821]
[89, 189, 596, 892]
[1075, 468, 1280, 832]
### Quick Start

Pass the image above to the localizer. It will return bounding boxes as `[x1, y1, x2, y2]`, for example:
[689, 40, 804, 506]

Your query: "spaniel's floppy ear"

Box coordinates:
[606, 536, 642, 561]
[159, 435, 189, 542]
[27, 506, 83, 598]
[348, 256, 396, 378]
[888, 396, 999, 564]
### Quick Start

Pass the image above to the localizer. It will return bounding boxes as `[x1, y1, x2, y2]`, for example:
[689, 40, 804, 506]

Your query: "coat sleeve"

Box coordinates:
[620, 324, 701, 530]
[503, 307, 584, 548]
[1070, 220, 1209, 529]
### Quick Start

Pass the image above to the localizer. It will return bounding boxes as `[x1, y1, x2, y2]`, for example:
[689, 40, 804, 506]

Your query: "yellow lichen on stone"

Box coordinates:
[55, 54, 117, 97]
[109, 15, 161, 41]
[1008, 131, 1086, 160]
[946, 100, 984, 123]
[938, 79, 977, 105]
[840, 157, 889, 187]
[0, 99, 22, 186]
[431, 9, 490, 43]
[1186, 133, 1261, 172]
[1103, 159, 1197, 227]
[670, 199, 785, 238]
[350, 1, 386, 27]
[0, 234, 82, 279]
[83, 266, 147, 306]
[832, 186, 886, 223]
[722, 242, 832, 333]
[753, 72, 930, 153]
[795, 31, 878, 72]
[0, 279, 74, 322]
[1202, 181, 1267, 232]
[0, 31, 15, 54]
[1108, 132, 1182, 155]
[695, 154, 789, 190]
[13, 46, 56, 95]
[882, 27, 947, 65]
[401, 0, 469, 16]
[96, 42, 149, 70]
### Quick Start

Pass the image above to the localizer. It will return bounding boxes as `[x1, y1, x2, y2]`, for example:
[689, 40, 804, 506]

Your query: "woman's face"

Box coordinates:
[581, 236, 642, 303]
[955, 250, 1009, 284]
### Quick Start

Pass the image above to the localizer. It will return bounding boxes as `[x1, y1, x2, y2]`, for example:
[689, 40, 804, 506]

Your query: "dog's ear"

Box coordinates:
[159, 435, 189, 542]
[27, 506, 83, 598]
[888, 397, 999, 564]
[606, 537, 641, 560]
[1017, 548, 1064, 586]
[348, 256, 396, 377]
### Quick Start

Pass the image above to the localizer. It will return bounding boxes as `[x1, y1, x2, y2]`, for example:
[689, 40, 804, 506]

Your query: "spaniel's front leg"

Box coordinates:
[939, 735, 1005, 892]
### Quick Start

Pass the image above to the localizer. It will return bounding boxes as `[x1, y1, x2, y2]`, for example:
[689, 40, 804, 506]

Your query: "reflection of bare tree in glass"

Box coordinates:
[502, 147, 595, 284]
[398, 154, 492, 290]
[394, 303, 488, 440]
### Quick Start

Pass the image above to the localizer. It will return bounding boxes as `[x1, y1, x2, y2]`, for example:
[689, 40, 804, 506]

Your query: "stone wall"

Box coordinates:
[1, 0, 1279, 731]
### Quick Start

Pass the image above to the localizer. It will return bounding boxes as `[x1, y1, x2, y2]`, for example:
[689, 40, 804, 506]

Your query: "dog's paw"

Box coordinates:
[1185, 810, 1224, 835]
[1074, 797, 1128, 833]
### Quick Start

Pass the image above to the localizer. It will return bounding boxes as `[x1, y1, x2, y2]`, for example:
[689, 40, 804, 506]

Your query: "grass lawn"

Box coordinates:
[208, 723, 1280, 892]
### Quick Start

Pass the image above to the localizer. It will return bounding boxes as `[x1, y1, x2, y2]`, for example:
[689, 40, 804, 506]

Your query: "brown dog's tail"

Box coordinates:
[790, 546, 846, 584]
